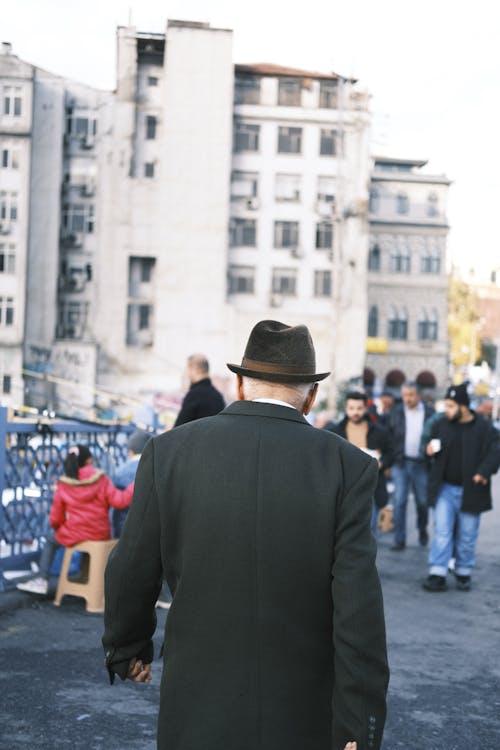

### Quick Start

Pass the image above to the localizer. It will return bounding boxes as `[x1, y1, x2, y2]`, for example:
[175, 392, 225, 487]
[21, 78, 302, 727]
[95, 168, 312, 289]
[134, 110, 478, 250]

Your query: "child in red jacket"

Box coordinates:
[17, 444, 134, 596]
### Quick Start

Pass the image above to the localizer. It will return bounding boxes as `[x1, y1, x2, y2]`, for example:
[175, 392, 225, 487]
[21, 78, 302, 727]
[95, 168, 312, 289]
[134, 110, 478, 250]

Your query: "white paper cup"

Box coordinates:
[430, 438, 441, 453]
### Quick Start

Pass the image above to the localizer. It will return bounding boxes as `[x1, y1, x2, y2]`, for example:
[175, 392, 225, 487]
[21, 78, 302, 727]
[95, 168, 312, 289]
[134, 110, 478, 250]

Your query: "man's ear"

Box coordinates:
[236, 374, 245, 401]
[302, 383, 318, 415]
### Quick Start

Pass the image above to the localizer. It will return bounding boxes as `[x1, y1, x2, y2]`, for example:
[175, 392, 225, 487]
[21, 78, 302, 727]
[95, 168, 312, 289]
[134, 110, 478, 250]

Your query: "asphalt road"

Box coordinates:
[1, 476, 499, 750]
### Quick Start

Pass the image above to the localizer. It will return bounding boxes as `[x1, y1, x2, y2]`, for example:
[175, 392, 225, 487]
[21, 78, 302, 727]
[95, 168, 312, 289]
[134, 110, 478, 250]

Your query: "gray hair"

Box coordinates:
[242, 376, 313, 410]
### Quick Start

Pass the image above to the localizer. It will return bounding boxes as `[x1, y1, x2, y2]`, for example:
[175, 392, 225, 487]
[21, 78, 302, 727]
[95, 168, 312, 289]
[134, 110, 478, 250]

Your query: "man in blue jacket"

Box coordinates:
[423, 383, 500, 592]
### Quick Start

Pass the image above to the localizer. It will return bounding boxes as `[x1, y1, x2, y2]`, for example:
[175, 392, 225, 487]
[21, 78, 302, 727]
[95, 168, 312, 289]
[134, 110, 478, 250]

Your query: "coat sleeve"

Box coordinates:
[331, 458, 389, 750]
[49, 484, 66, 530]
[102, 475, 134, 509]
[102, 439, 163, 683]
[477, 422, 500, 478]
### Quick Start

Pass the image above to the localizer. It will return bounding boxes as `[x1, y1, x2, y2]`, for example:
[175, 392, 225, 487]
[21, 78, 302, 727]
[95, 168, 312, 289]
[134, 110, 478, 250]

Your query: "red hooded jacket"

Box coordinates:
[49, 464, 134, 547]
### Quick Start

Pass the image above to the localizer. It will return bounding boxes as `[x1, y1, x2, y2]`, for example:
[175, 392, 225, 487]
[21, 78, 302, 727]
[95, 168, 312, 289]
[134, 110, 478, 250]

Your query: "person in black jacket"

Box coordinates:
[326, 391, 392, 532]
[173, 353, 225, 427]
[422, 383, 500, 592]
[103, 320, 389, 750]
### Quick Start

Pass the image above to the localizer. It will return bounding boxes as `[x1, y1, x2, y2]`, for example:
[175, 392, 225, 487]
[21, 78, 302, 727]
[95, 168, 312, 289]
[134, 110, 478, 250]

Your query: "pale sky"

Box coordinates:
[4, 0, 499, 278]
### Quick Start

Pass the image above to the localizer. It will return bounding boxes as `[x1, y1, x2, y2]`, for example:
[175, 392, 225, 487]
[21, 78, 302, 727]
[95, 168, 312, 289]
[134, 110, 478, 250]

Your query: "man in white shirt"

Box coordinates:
[387, 383, 435, 550]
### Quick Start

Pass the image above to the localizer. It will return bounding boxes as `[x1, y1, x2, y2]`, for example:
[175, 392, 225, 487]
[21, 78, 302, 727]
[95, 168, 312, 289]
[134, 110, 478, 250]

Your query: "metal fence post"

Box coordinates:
[0, 406, 8, 591]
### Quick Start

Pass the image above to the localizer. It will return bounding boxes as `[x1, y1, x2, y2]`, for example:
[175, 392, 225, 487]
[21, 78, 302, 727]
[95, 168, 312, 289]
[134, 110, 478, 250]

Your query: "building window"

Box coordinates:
[228, 265, 255, 294]
[234, 76, 261, 105]
[314, 270, 331, 297]
[427, 192, 439, 217]
[368, 305, 378, 337]
[2, 374, 11, 394]
[0, 296, 14, 326]
[278, 78, 301, 106]
[0, 191, 18, 222]
[3, 86, 22, 117]
[369, 187, 379, 213]
[277, 126, 302, 154]
[66, 112, 98, 145]
[421, 251, 441, 274]
[144, 162, 155, 178]
[0, 243, 15, 273]
[317, 176, 335, 203]
[368, 244, 381, 271]
[234, 121, 260, 152]
[388, 306, 408, 340]
[389, 249, 411, 273]
[56, 300, 89, 339]
[396, 193, 409, 214]
[315, 222, 333, 250]
[418, 309, 438, 341]
[319, 80, 338, 109]
[0, 148, 17, 169]
[230, 218, 257, 247]
[63, 204, 94, 233]
[275, 174, 301, 202]
[274, 221, 299, 248]
[272, 268, 297, 296]
[231, 171, 258, 200]
[128, 257, 156, 297]
[146, 115, 157, 140]
[320, 129, 337, 156]
[127, 304, 153, 346]
[147, 76, 159, 87]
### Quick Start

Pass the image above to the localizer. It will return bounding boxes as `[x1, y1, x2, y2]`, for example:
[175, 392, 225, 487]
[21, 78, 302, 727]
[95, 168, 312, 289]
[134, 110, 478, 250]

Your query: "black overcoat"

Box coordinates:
[103, 401, 389, 750]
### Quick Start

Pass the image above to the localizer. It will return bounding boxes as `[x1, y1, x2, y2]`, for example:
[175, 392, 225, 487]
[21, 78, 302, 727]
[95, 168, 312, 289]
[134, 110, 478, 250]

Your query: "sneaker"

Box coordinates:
[16, 577, 48, 595]
[155, 595, 171, 610]
[455, 574, 471, 592]
[422, 574, 447, 592]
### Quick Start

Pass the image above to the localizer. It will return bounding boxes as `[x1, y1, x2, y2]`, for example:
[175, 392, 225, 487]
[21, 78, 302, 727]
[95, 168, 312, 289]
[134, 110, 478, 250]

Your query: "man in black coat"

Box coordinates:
[325, 391, 392, 530]
[102, 320, 389, 750]
[173, 353, 225, 426]
[422, 383, 500, 592]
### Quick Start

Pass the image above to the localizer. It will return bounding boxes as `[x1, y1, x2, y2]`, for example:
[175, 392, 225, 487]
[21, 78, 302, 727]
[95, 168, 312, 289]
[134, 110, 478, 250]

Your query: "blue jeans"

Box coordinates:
[429, 483, 480, 577]
[392, 460, 428, 544]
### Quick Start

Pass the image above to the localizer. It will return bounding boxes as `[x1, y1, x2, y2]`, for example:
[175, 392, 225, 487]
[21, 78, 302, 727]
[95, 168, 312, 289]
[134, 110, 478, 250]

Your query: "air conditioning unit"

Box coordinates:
[290, 246, 304, 259]
[315, 201, 332, 217]
[270, 293, 283, 308]
[0, 223, 11, 235]
[80, 183, 95, 197]
[80, 137, 94, 150]
[246, 197, 259, 210]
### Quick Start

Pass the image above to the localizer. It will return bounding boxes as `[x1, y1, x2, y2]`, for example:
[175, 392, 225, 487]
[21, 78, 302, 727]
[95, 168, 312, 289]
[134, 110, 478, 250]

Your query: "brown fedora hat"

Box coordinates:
[227, 320, 330, 383]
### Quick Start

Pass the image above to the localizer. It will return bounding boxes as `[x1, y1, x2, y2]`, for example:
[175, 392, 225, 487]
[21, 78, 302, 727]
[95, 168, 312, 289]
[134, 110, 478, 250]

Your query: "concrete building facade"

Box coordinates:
[366, 157, 451, 390]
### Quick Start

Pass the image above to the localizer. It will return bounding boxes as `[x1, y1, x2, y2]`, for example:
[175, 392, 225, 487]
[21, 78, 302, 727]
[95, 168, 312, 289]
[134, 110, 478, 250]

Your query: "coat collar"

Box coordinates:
[59, 468, 105, 486]
[220, 399, 310, 425]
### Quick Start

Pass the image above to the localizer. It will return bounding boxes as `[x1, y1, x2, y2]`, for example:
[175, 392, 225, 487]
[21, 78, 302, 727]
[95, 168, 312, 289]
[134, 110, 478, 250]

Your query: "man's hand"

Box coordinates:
[127, 657, 152, 683]
[343, 743, 357, 750]
[472, 473, 488, 485]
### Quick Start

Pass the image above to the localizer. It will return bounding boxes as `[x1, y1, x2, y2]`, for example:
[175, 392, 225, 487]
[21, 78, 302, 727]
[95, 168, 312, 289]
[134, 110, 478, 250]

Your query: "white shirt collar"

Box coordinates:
[252, 398, 296, 410]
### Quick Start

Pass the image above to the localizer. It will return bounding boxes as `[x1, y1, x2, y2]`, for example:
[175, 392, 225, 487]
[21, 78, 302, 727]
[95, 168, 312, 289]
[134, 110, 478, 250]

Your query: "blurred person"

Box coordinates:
[326, 391, 392, 532]
[111, 429, 151, 538]
[422, 384, 500, 592]
[103, 320, 389, 750]
[173, 353, 225, 427]
[387, 382, 434, 550]
[376, 391, 395, 427]
[17, 445, 134, 596]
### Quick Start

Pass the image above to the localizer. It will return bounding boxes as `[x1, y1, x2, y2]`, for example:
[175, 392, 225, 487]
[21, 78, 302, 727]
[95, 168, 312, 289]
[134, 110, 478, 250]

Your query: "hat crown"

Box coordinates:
[227, 319, 330, 383]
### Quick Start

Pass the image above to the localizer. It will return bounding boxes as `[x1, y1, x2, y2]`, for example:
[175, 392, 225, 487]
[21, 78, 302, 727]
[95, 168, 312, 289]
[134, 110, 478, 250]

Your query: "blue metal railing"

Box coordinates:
[0, 406, 153, 591]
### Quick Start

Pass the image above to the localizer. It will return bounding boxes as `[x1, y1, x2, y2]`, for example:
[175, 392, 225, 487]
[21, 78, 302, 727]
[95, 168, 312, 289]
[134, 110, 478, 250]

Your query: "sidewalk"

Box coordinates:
[2, 476, 500, 749]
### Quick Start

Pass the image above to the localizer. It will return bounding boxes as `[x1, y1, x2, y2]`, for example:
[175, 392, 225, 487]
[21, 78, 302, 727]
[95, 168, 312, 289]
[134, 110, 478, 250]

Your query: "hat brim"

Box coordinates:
[226, 363, 330, 383]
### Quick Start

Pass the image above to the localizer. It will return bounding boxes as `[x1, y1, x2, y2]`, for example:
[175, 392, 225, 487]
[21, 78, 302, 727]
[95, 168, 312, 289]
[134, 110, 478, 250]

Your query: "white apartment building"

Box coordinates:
[229, 64, 371, 406]
[366, 157, 450, 389]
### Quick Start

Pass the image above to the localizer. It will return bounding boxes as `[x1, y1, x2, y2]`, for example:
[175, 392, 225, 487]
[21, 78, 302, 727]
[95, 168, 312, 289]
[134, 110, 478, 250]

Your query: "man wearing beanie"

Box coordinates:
[422, 383, 500, 591]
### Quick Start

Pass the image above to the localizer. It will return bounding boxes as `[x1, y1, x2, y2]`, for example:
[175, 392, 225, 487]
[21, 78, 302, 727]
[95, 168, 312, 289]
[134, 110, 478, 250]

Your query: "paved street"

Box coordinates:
[1, 475, 500, 750]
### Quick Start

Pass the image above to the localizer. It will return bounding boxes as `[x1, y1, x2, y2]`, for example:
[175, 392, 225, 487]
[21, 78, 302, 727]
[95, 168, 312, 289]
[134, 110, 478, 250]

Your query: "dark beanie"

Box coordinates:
[445, 383, 470, 407]
[127, 429, 151, 454]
